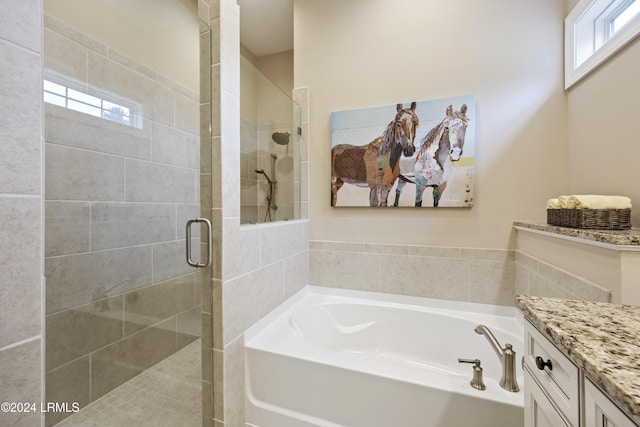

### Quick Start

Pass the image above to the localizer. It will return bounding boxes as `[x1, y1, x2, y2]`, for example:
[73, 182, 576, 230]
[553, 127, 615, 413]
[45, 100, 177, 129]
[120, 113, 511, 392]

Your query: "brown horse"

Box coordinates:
[331, 102, 419, 207]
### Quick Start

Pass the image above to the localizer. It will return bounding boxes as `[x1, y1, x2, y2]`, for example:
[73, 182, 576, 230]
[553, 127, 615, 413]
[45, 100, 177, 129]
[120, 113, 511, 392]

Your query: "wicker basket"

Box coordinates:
[547, 208, 631, 230]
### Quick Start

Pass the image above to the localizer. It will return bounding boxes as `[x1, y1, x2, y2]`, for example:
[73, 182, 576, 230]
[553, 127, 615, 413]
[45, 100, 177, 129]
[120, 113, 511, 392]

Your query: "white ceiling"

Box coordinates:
[237, 0, 293, 57]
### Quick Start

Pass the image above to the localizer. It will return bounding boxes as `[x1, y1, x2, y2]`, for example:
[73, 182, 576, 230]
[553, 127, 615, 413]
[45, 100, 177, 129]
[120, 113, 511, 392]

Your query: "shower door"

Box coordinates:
[43, 1, 208, 425]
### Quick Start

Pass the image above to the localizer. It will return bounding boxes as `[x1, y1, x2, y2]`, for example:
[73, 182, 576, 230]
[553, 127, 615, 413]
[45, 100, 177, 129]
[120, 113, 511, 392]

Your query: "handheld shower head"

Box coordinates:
[255, 168, 273, 185]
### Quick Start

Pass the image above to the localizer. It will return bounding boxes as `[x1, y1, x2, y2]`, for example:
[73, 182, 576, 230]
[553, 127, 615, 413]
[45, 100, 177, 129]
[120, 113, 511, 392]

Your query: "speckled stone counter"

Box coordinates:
[516, 296, 640, 425]
[513, 221, 640, 246]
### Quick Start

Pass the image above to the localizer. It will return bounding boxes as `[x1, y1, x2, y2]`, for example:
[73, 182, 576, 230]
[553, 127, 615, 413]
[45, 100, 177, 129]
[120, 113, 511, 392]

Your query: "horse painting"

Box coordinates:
[393, 104, 469, 207]
[331, 102, 419, 207]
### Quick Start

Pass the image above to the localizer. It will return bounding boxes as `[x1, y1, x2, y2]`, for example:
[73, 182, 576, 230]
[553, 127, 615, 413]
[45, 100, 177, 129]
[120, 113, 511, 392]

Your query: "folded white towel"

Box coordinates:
[557, 195, 631, 209]
[546, 198, 561, 209]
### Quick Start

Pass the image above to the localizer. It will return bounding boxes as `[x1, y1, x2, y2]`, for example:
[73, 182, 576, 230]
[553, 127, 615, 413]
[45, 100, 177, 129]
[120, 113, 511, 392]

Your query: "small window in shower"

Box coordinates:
[43, 77, 142, 128]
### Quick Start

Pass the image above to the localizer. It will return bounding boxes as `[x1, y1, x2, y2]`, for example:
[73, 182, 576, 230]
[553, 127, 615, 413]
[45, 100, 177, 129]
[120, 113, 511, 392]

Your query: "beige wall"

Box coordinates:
[566, 36, 640, 226]
[295, 0, 568, 249]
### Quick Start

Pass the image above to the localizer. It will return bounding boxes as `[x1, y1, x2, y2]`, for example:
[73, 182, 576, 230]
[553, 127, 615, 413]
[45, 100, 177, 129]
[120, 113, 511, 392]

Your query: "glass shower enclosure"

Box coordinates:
[240, 56, 301, 224]
[43, 0, 207, 425]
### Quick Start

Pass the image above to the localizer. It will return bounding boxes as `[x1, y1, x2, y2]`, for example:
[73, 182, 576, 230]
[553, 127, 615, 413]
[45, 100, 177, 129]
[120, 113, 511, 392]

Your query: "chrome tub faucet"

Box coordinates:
[474, 325, 520, 392]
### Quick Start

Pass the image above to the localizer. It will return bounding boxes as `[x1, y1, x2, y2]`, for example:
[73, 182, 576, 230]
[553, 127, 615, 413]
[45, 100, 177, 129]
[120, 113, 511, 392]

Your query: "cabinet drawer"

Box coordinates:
[524, 366, 571, 427]
[524, 321, 579, 427]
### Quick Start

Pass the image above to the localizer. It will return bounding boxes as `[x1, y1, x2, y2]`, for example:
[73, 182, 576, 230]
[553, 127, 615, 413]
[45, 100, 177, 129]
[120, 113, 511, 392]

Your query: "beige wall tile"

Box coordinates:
[0, 197, 42, 347]
[44, 104, 151, 160]
[408, 245, 461, 258]
[175, 93, 200, 135]
[515, 263, 530, 297]
[223, 337, 244, 427]
[152, 122, 200, 169]
[529, 272, 575, 300]
[177, 306, 202, 347]
[220, 91, 240, 218]
[201, 313, 213, 382]
[0, 41, 42, 195]
[88, 51, 174, 126]
[0, 340, 41, 427]
[469, 259, 516, 306]
[213, 349, 224, 420]
[222, 262, 284, 344]
[125, 274, 195, 336]
[462, 248, 515, 262]
[222, 218, 260, 279]
[178, 204, 202, 240]
[322, 241, 364, 252]
[46, 144, 124, 201]
[125, 159, 196, 203]
[309, 249, 381, 292]
[364, 243, 409, 255]
[0, 0, 41, 52]
[45, 356, 90, 426]
[516, 251, 538, 271]
[380, 255, 469, 301]
[91, 202, 176, 250]
[153, 240, 197, 284]
[260, 221, 304, 265]
[284, 251, 309, 299]
[45, 201, 90, 257]
[45, 245, 152, 314]
[202, 380, 213, 427]
[44, 28, 87, 82]
[46, 295, 123, 370]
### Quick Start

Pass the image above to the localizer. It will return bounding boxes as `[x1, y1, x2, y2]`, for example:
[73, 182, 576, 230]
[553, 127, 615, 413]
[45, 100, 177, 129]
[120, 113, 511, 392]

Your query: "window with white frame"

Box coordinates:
[565, 0, 640, 89]
[43, 76, 142, 128]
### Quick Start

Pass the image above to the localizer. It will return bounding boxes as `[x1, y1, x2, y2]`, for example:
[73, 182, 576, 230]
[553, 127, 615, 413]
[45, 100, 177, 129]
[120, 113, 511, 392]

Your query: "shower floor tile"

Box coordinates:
[54, 339, 202, 427]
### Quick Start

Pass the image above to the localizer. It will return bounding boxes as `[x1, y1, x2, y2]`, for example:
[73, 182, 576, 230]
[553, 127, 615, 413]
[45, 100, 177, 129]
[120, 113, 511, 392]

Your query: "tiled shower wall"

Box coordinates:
[239, 56, 298, 224]
[0, 1, 44, 426]
[310, 241, 612, 305]
[43, 16, 202, 425]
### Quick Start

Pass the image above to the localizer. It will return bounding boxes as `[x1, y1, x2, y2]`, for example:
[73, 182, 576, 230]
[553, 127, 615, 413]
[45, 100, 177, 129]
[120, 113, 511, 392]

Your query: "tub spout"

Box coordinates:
[474, 325, 519, 392]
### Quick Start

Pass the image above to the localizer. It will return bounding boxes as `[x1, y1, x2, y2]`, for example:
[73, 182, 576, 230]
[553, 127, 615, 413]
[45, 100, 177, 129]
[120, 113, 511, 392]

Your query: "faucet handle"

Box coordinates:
[458, 358, 486, 390]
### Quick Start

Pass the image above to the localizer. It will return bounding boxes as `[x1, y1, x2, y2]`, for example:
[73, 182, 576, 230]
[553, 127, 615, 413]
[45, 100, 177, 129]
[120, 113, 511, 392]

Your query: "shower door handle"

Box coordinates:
[186, 218, 212, 268]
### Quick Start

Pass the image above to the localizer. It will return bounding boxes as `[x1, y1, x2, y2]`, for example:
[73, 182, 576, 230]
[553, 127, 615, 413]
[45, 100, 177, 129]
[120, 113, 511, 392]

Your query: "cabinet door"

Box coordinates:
[525, 367, 571, 427]
[584, 379, 637, 427]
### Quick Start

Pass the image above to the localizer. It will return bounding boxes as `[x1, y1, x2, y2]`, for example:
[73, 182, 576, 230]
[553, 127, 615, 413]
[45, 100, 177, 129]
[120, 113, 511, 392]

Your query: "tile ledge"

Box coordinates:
[513, 221, 640, 252]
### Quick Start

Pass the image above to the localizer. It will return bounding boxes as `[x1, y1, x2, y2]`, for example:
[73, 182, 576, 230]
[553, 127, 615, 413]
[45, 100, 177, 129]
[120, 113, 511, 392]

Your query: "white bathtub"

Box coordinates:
[245, 287, 524, 427]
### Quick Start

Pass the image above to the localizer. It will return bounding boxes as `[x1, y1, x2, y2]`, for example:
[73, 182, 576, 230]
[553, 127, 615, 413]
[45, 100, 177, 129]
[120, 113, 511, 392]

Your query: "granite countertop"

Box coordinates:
[516, 296, 640, 425]
[513, 221, 640, 246]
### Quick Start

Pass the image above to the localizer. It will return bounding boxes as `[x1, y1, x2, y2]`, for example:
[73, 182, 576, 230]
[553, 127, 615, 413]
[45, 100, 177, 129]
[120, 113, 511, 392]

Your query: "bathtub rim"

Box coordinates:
[245, 285, 523, 341]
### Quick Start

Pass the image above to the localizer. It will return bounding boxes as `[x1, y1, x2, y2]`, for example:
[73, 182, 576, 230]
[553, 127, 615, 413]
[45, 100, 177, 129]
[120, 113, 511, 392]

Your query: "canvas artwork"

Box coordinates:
[330, 95, 475, 208]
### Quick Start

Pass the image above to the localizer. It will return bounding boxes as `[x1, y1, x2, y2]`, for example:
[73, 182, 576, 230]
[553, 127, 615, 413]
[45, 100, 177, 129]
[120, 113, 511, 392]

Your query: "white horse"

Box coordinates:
[393, 104, 469, 207]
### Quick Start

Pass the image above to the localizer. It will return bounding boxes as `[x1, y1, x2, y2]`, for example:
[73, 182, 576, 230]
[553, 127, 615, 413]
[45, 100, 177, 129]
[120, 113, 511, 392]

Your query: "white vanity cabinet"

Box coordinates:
[584, 379, 636, 427]
[524, 367, 571, 427]
[524, 321, 638, 427]
[524, 321, 579, 427]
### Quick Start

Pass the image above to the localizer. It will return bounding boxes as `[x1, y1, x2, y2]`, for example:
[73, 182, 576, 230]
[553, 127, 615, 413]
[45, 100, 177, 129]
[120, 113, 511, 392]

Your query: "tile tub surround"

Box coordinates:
[515, 251, 612, 303]
[516, 296, 640, 425]
[43, 16, 203, 425]
[310, 240, 516, 306]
